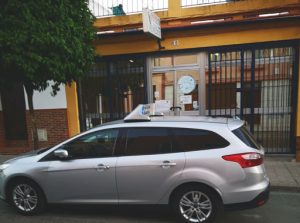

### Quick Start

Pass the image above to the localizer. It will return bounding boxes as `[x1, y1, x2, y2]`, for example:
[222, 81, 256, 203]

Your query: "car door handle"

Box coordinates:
[96, 164, 110, 171]
[160, 161, 176, 168]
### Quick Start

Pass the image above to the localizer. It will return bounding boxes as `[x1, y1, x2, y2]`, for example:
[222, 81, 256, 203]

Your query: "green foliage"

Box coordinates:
[0, 0, 95, 94]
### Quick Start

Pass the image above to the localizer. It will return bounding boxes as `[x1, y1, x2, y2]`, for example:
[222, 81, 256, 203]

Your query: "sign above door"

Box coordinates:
[143, 8, 161, 39]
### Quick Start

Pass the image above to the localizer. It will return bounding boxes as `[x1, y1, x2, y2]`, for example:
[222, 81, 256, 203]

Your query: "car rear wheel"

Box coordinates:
[171, 185, 222, 223]
[8, 179, 46, 215]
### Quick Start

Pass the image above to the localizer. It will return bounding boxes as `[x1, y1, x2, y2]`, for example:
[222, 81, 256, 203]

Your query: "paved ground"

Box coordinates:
[0, 191, 299, 223]
[0, 155, 14, 163]
[1, 155, 300, 190]
[264, 156, 300, 190]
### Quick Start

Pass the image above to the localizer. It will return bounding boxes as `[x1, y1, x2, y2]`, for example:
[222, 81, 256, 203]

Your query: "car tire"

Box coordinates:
[8, 179, 46, 215]
[171, 185, 222, 223]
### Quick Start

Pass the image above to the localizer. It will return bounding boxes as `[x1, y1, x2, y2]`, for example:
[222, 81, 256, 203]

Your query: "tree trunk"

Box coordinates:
[24, 84, 39, 150]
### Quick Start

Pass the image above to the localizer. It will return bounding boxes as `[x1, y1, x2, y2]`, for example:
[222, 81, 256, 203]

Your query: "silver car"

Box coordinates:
[0, 104, 269, 223]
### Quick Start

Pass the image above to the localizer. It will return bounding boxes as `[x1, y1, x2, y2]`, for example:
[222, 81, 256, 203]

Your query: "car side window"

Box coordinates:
[124, 128, 172, 156]
[63, 129, 119, 159]
[172, 128, 229, 152]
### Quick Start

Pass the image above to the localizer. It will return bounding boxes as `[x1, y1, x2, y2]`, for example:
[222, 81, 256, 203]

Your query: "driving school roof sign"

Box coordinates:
[143, 8, 161, 39]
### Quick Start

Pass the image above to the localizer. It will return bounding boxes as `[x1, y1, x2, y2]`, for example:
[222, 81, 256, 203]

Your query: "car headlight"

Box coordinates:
[0, 163, 10, 172]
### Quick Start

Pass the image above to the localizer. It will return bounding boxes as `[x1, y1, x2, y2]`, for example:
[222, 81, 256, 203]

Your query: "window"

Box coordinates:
[172, 128, 229, 152]
[174, 54, 198, 66]
[232, 126, 260, 150]
[152, 71, 174, 106]
[153, 56, 173, 67]
[63, 129, 119, 159]
[125, 128, 172, 156]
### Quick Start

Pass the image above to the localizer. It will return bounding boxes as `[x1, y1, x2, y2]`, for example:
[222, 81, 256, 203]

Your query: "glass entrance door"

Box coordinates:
[151, 53, 205, 115]
[176, 69, 200, 114]
[152, 71, 175, 107]
[152, 69, 202, 115]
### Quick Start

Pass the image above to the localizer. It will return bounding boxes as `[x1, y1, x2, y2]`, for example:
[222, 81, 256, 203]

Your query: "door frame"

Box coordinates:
[149, 52, 207, 115]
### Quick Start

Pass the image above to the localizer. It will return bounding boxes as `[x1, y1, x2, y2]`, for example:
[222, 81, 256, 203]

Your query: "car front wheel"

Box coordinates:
[8, 179, 46, 215]
[171, 185, 222, 223]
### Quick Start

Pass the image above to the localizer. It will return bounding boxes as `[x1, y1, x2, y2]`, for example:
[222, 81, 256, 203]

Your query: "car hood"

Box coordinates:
[3, 148, 48, 164]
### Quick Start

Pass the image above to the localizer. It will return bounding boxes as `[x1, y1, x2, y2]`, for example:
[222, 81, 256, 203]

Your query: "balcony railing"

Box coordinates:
[181, 0, 241, 8]
[89, 0, 168, 18]
[89, 0, 243, 18]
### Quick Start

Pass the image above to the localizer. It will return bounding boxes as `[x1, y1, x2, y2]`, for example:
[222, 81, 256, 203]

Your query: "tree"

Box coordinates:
[0, 0, 95, 149]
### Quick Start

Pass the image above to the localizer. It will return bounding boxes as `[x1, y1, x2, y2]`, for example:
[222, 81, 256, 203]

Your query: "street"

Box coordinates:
[0, 191, 299, 223]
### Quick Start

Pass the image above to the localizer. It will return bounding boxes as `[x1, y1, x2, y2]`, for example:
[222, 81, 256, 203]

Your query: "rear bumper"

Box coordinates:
[224, 182, 270, 211]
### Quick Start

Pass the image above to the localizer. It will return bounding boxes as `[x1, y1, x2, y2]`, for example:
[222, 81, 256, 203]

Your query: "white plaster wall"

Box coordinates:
[24, 82, 67, 110]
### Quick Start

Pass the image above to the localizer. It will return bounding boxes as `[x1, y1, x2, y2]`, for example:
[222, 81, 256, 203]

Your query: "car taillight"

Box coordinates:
[222, 153, 263, 168]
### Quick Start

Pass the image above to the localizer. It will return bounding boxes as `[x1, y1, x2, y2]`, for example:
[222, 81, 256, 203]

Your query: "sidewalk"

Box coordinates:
[265, 156, 300, 191]
[0, 155, 299, 191]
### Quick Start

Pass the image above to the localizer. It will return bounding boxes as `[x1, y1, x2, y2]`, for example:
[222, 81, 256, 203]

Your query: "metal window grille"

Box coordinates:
[207, 44, 298, 154]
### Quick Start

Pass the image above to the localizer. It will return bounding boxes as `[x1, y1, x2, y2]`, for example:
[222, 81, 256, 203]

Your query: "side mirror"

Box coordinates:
[54, 149, 69, 159]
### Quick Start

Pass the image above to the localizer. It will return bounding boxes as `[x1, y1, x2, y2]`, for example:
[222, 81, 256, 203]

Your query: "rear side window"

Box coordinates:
[232, 126, 260, 150]
[172, 128, 229, 152]
[125, 128, 172, 156]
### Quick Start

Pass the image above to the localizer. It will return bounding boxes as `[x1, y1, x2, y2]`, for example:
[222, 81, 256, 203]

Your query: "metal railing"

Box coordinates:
[89, 0, 168, 17]
[181, 0, 241, 7]
[207, 45, 297, 154]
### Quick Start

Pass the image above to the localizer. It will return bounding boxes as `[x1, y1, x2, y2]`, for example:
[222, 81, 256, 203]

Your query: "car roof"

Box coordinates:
[150, 115, 228, 123]
[94, 115, 244, 130]
[92, 104, 244, 131]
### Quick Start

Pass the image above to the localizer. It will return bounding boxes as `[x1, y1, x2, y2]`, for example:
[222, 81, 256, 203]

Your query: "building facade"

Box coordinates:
[1, 0, 300, 161]
[80, 0, 300, 160]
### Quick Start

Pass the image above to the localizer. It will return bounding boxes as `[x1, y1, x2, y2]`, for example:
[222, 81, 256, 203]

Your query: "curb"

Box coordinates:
[270, 186, 300, 192]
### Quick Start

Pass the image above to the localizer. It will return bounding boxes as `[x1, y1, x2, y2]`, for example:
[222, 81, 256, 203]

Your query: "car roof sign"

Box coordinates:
[124, 104, 156, 122]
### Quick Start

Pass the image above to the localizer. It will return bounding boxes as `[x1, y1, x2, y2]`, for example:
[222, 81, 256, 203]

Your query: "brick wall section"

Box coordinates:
[0, 111, 5, 147]
[26, 109, 69, 149]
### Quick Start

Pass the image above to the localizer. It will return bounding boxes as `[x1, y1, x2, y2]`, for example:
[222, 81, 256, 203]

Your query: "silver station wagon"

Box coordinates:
[0, 104, 270, 223]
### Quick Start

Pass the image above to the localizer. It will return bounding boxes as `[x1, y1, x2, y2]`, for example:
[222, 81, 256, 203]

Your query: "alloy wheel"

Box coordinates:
[179, 191, 212, 222]
[12, 184, 38, 212]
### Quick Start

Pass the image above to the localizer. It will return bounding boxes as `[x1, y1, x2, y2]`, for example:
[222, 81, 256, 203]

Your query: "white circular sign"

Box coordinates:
[178, 75, 196, 94]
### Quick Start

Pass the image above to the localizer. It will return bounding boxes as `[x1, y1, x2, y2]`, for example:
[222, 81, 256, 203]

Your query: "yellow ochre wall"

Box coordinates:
[298, 43, 300, 137]
[95, 20, 300, 56]
[297, 43, 300, 161]
[65, 83, 80, 137]
[94, 0, 300, 30]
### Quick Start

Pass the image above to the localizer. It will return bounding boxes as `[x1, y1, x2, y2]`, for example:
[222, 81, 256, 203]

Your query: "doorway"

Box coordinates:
[151, 53, 206, 115]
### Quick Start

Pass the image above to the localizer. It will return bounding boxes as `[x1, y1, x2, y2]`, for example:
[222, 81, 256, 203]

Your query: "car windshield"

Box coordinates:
[37, 147, 52, 154]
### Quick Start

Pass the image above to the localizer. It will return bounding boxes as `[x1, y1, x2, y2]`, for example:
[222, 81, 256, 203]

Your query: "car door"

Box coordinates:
[116, 127, 186, 204]
[44, 128, 119, 204]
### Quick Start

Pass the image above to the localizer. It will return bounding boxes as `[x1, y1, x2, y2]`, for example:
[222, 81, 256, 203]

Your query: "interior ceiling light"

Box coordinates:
[96, 30, 115, 34]
[191, 19, 225, 24]
[258, 12, 289, 17]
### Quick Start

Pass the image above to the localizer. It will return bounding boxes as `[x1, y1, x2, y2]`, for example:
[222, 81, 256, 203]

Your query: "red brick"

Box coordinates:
[0, 109, 69, 154]
[25, 109, 69, 150]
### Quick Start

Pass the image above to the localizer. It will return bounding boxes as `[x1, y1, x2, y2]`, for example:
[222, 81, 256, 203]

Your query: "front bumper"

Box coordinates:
[0, 172, 7, 201]
[224, 182, 270, 211]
